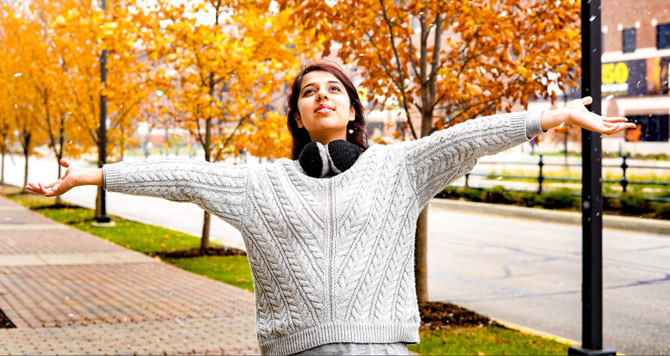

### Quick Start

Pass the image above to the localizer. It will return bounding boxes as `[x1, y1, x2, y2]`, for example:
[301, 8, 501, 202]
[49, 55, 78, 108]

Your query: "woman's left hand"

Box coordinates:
[541, 96, 635, 135]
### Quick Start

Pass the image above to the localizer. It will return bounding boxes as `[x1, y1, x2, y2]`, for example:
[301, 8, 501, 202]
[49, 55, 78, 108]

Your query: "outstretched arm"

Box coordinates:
[26, 159, 101, 196]
[26, 158, 250, 227]
[540, 96, 633, 134]
[402, 96, 635, 207]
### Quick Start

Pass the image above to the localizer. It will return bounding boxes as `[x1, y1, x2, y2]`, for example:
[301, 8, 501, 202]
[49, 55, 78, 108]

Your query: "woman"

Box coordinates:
[27, 62, 634, 355]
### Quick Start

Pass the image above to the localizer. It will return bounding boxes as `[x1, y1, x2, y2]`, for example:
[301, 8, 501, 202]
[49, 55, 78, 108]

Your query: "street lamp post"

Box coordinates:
[568, 1, 614, 355]
[96, 0, 111, 224]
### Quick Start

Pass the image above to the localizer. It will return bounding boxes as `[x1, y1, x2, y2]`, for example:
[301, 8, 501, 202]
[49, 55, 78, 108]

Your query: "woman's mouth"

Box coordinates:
[315, 104, 334, 114]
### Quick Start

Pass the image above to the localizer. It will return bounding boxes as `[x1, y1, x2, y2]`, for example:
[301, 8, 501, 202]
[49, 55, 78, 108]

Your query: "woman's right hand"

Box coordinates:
[26, 159, 99, 197]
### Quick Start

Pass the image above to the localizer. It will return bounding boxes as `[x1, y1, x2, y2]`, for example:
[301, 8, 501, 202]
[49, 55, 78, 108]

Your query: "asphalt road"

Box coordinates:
[427, 207, 670, 355]
[6, 154, 669, 355]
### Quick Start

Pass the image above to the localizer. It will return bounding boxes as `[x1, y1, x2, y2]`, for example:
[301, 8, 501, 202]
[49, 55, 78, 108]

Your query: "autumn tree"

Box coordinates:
[13, 0, 96, 203]
[0, 69, 16, 186]
[0, 44, 16, 185]
[50, 0, 151, 213]
[0, 4, 47, 190]
[0, 108, 12, 185]
[144, 0, 320, 250]
[282, 0, 581, 302]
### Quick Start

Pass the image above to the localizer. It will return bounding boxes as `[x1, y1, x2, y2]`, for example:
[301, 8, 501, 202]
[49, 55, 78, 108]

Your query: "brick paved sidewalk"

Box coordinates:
[0, 196, 260, 355]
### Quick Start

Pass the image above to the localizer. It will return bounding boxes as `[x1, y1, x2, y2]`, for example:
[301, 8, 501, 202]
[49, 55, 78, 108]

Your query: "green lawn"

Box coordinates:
[164, 255, 254, 292]
[409, 327, 571, 355]
[2, 185, 574, 355]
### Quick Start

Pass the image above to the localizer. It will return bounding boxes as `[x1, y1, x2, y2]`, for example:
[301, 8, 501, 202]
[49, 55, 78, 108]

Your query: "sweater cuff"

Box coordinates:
[102, 163, 126, 191]
[525, 111, 546, 139]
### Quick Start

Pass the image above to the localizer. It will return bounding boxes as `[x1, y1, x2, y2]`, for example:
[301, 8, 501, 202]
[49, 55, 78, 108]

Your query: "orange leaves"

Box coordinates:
[234, 111, 292, 160]
[282, 0, 580, 137]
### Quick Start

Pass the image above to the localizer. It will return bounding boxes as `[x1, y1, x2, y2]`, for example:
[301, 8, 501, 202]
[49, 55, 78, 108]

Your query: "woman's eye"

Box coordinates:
[330, 86, 341, 92]
[304, 89, 315, 95]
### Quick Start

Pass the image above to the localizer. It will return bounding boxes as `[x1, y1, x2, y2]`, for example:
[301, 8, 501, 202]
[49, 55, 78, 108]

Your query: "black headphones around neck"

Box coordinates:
[298, 140, 361, 178]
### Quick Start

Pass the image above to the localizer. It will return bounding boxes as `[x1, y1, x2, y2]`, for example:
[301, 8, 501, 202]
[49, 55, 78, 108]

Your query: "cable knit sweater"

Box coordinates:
[103, 111, 544, 355]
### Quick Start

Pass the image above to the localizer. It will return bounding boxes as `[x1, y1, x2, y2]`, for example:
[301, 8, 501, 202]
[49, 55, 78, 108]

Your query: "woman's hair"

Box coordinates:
[287, 62, 369, 160]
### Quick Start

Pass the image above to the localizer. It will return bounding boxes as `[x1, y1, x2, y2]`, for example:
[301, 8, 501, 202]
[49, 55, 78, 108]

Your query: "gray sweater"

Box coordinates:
[103, 111, 544, 355]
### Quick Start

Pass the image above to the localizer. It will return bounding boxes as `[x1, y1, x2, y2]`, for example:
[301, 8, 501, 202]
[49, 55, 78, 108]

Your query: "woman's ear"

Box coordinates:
[294, 112, 304, 128]
[349, 106, 355, 121]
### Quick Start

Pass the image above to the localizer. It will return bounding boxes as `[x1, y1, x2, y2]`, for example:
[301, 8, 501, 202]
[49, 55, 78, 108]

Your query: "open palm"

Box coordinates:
[565, 97, 634, 135]
[25, 159, 80, 197]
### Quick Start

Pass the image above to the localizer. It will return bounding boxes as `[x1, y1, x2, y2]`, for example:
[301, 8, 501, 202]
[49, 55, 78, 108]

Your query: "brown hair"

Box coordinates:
[286, 62, 369, 160]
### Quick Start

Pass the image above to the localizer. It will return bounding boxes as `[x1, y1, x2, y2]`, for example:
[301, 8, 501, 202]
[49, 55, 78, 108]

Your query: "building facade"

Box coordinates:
[601, 0, 670, 152]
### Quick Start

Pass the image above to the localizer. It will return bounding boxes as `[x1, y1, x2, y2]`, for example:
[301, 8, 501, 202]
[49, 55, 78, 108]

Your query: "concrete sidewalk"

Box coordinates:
[0, 196, 260, 355]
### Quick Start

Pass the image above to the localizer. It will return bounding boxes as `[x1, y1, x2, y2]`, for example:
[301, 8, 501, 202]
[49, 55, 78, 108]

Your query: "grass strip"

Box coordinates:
[2, 185, 573, 354]
[408, 327, 570, 355]
[164, 255, 254, 292]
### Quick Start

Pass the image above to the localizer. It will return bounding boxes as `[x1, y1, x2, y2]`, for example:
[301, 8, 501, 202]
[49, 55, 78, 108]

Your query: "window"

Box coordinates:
[658, 24, 670, 49]
[622, 28, 636, 53]
[626, 115, 670, 142]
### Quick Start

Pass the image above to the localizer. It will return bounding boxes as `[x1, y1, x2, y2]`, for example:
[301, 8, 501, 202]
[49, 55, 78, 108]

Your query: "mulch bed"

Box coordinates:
[150, 246, 247, 259]
[0, 309, 16, 328]
[418, 301, 505, 330]
[33, 204, 81, 210]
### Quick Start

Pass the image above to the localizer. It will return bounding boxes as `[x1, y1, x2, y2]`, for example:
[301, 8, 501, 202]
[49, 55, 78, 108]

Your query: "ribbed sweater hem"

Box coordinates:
[102, 164, 126, 191]
[259, 322, 420, 355]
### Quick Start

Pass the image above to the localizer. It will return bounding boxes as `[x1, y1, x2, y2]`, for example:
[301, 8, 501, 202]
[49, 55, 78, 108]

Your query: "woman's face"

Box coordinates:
[294, 70, 355, 144]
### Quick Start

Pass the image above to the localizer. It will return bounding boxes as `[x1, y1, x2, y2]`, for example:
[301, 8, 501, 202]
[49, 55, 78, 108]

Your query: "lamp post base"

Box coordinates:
[568, 346, 616, 355]
[93, 215, 114, 227]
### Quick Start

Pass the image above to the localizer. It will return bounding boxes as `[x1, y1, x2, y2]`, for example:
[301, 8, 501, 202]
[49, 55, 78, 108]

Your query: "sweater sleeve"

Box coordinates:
[402, 111, 544, 207]
[102, 158, 249, 228]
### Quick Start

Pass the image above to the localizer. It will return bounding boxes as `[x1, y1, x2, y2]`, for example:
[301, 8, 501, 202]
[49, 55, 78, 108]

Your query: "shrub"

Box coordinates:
[462, 187, 484, 202]
[603, 196, 621, 211]
[483, 186, 511, 204]
[539, 188, 578, 210]
[652, 202, 670, 220]
[656, 190, 670, 200]
[438, 186, 461, 200]
[516, 191, 540, 207]
[620, 192, 650, 215]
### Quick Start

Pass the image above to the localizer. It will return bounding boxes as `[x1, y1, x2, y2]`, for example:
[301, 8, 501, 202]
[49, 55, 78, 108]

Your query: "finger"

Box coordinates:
[44, 179, 60, 189]
[581, 96, 593, 105]
[60, 159, 69, 168]
[39, 182, 50, 196]
[602, 116, 629, 123]
[27, 183, 46, 195]
[606, 123, 634, 135]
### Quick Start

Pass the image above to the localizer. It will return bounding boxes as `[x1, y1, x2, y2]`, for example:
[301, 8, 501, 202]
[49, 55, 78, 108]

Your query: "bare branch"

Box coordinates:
[378, 0, 419, 139]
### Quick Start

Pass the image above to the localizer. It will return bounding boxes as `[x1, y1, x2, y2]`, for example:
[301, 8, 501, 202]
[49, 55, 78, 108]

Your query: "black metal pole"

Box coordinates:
[537, 154, 544, 194]
[568, 1, 613, 355]
[96, 0, 110, 224]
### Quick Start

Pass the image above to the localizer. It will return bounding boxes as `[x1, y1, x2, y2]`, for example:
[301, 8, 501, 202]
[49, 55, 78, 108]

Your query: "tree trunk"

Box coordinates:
[23, 147, 29, 193]
[414, 207, 429, 302]
[1, 149, 5, 185]
[200, 68, 215, 251]
[56, 126, 64, 205]
[55, 155, 63, 205]
[200, 116, 213, 250]
[201, 210, 211, 252]
[96, 186, 103, 216]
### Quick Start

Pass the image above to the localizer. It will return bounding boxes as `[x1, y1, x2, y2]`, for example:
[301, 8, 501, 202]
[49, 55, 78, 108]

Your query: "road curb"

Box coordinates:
[491, 317, 580, 346]
[429, 199, 670, 235]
